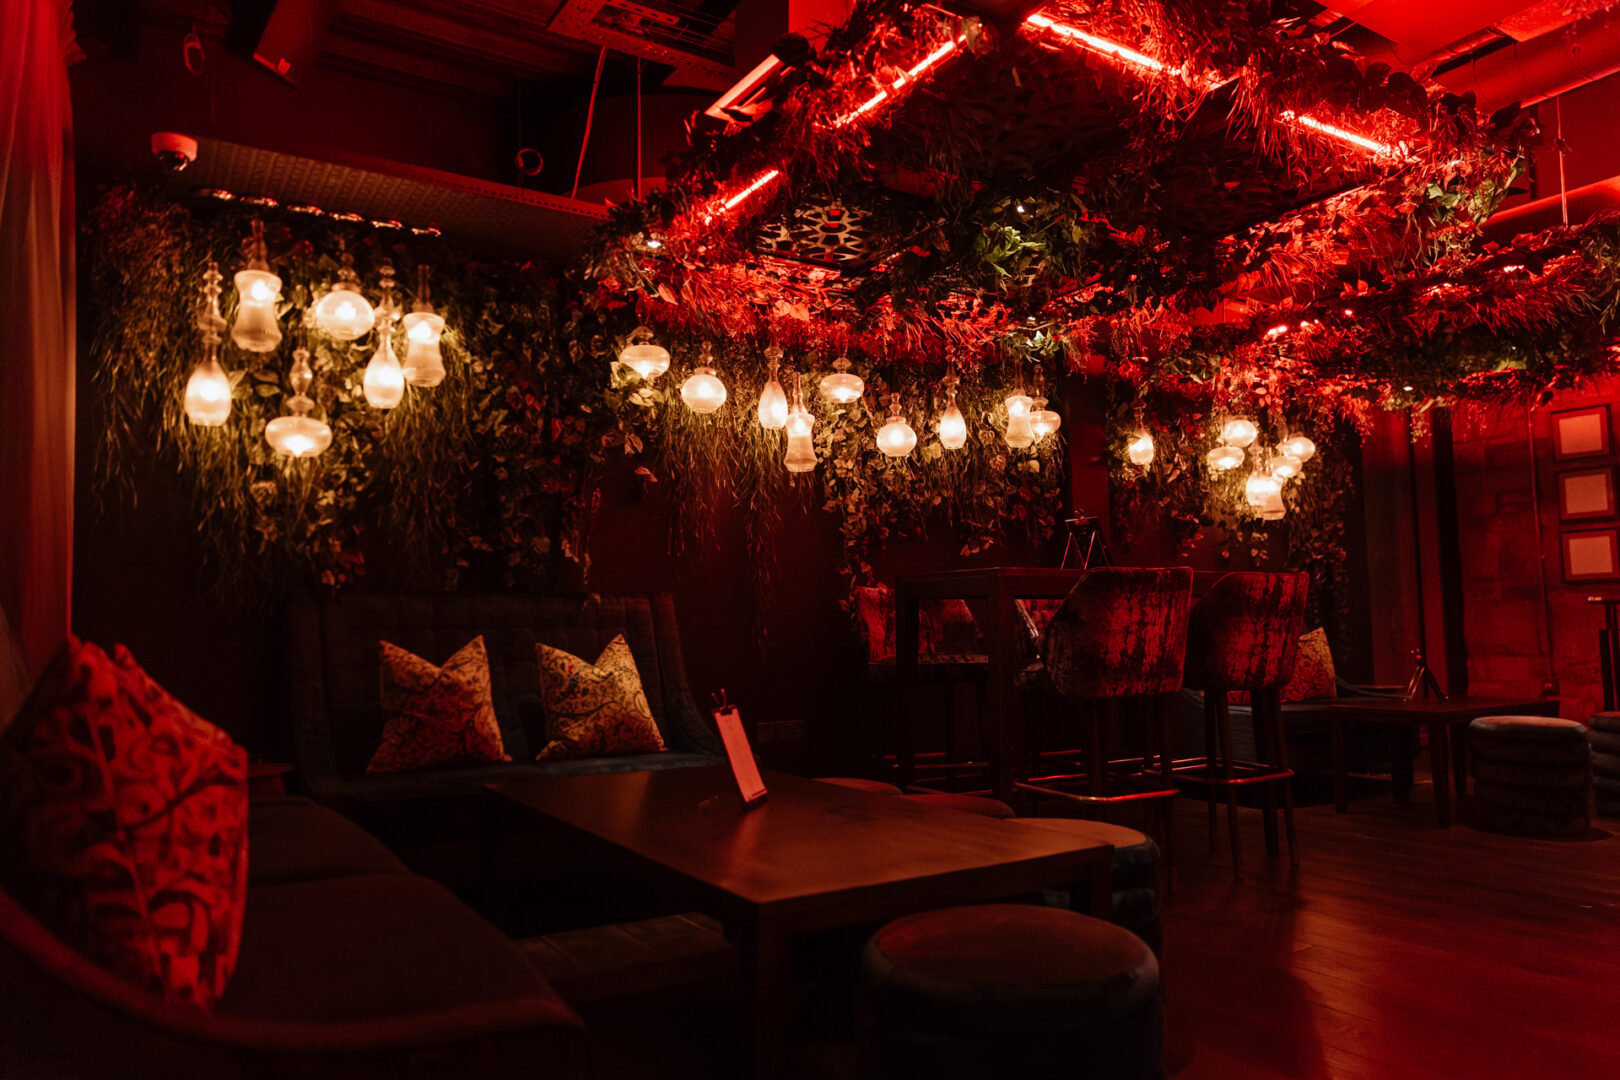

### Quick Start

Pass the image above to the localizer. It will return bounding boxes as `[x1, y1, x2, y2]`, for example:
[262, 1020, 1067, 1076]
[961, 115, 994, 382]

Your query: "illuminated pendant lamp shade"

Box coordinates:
[1221, 416, 1259, 448]
[876, 393, 917, 458]
[758, 344, 788, 430]
[784, 377, 817, 473]
[230, 219, 283, 353]
[401, 264, 446, 387]
[1280, 433, 1317, 464]
[1030, 396, 1062, 442]
[1126, 429, 1155, 467]
[184, 262, 232, 426]
[937, 372, 967, 450]
[1245, 467, 1282, 508]
[1272, 452, 1304, 480]
[819, 355, 865, 404]
[265, 346, 333, 458]
[681, 343, 727, 414]
[619, 324, 671, 381]
[1003, 390, 1035, 449]
[1206, 444, 1245, 471]
[1259, 486, 1287, 521]
[313, 246, 375, 341]
[363, 261, 404, 409]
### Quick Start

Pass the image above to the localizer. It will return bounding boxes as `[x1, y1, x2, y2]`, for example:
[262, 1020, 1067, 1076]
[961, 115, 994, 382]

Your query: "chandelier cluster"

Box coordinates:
[1196, 415, 1317, 520]
[183, 221, 452, 459]
[616, 330, 1063, 473]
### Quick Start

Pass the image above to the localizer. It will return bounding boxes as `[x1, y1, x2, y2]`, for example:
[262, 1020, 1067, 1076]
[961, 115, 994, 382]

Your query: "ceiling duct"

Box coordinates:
[548, 0, 737, 87]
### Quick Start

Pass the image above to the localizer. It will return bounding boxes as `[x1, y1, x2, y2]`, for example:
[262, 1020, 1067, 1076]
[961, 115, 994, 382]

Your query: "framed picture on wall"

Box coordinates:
[1563, 529, 1620, 582]
[1558, 468, 1617, 521]
[1552, 405, 1612, 461]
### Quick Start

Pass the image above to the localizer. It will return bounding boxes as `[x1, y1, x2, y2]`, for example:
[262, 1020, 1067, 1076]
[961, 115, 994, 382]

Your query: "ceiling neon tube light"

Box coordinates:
[721, 168, 782, 211]
[833, 36, 965, 128]
[1024, 12, 1398, 158]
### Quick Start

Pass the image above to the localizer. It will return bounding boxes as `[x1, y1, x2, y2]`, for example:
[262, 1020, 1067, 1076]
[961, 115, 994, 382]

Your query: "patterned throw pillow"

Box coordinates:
[367, 636, 510, 774]
[535, 635, 666, 761]
[1278, 627, 1337, 702]
[0, 637, 249, 1011]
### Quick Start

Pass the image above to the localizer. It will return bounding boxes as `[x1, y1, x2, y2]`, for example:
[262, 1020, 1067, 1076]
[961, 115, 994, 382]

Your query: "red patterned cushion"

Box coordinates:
[0, 637, 248, 1010]
[534, 634, 666, 761]
[1230, 629, 1337, 704]
[367, 636, 510, 774]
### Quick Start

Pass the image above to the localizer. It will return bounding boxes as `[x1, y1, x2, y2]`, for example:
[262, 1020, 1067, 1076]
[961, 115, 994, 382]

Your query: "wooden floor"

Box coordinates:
[580, 774, 1620, 1079]
[1163, 785, 1620, 1080]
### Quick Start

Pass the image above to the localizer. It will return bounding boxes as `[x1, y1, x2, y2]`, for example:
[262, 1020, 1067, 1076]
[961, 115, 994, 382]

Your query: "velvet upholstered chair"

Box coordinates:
[1016, 567, 1194, 883]
[1178, 571, 1310, 873]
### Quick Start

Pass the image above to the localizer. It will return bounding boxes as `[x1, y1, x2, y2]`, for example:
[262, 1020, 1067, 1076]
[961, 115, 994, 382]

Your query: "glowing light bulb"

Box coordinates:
[1245, 469, 1282, 508]
[401, 311, 446, 387]
[231, 269, 283, 353]
[784, 404, 817, 472]
[1280, 433, 1317, 464]
[184, 348, 232, 426]
[1272, 453, 1304, 480]
[1030, 396, 1061, 441]
[1127, 430, 1155, 466]
[265, 347, 332, 458]
[313, 250, 376, 340]
[1207, 444, 1245, 471]
[877, 395, 917, 458]
[938, 404, 967, 449]
[681, 361, 727, 414]
[1260, 486, 1287, 521]
[1004, 392, 1035, 449]
[1221, 417, 1259, 448]
[757, 378, 788, 429]
[619, 325, 670, 381]
[363, 333, 405, 408]
[819, 356, 865, 404]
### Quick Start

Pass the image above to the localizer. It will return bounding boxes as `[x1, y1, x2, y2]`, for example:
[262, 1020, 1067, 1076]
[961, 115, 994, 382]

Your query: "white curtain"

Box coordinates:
[0, 0, 78, 719]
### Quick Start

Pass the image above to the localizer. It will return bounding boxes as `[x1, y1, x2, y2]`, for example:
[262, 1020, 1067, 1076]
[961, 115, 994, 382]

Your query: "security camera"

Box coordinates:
[151, 132, 198, 172]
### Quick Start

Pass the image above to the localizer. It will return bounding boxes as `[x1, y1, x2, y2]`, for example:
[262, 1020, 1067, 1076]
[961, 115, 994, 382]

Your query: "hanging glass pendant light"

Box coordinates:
[1126, 429, 1155, 466]
[876, 393, 917, 458]
[1003, 389, 1035, 449]
[937, 371, 967, 450]
[758, 344, 788, 430]
[1272, 452, 1304, 480]
[819, 355, 865, 404]
[313, 245, 376, 341]
[681, 342, 727, 414]
[1279, 432, 1317, 464]
[401, 264, 446, 387]
[1030, 396, 1062, 442]
[362, 261, 404, 409]
[1259, 485, 1287, 521]
[230, 219, 283, 353]
[784, 376, 817, 473]
[1206, 444, 1246, 471]
[265, 346, 333, 458]
[1221, 416, 1259, 448]
[618, 325, 670, 381]
[185, 262, 232, 426]
[1245, 464, 1282, 508]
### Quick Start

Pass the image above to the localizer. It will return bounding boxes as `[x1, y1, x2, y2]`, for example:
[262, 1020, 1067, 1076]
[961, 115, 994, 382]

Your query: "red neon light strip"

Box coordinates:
[1023, 11, 1398, 158]
[721, 168, 782, 211]
[832, 36, 964, 128]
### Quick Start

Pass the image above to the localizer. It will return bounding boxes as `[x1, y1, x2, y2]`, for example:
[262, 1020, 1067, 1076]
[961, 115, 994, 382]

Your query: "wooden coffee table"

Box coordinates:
[490, 767, 1113, 1079]
[1324, 696, 1560, 827]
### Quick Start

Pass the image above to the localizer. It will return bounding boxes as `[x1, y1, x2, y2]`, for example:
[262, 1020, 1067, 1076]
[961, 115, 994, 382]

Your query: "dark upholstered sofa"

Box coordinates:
[288, 592, 724, 810]
[0, 795, 587, 1079]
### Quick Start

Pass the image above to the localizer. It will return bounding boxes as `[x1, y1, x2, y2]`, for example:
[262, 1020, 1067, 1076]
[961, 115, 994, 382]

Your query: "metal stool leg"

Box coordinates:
[1204, 694, 1219, 852]
[1254, 692, 1280, 858]
[1267, 688, 1299, 867]
[1216, 691, 1242, 875]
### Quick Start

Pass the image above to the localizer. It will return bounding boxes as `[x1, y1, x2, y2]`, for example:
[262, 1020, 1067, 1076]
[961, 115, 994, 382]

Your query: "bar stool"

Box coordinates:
[1178, 571, 1309, 873]
[1014, 567, 1194, 885]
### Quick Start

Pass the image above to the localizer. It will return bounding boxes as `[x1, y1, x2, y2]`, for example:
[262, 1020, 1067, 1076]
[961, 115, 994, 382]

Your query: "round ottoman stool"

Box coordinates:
[816, 777, 904, 795]
[1468, 716, 1590, 837]
[858, 904, 1163, 1080]
[896, 792, 1016, 819]
[1585, 712, 1620, 820]
[1004, 818, 1162, 958]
